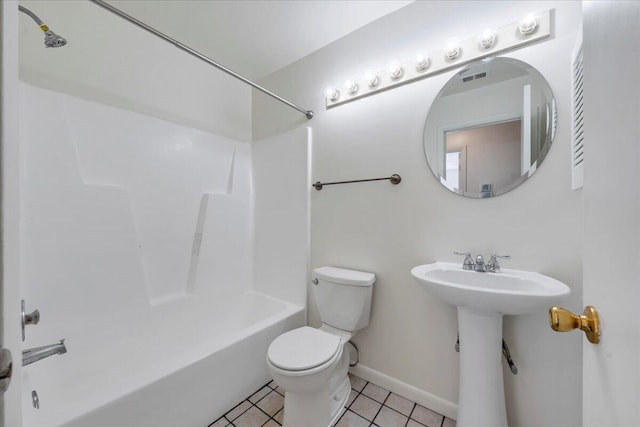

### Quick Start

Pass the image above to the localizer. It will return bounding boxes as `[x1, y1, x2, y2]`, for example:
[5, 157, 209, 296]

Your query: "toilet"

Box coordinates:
[266, 266, 375, 427]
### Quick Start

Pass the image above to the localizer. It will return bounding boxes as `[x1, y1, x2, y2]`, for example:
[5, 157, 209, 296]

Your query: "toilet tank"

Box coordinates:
[312, 267, 375, 332]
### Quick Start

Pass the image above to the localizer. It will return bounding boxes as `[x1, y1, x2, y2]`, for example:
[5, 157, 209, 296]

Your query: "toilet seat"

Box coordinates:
[267, 326, 341, 371]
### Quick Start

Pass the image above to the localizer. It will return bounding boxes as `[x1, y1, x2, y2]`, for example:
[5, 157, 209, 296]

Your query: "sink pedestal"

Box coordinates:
[457, 308, 507, 427]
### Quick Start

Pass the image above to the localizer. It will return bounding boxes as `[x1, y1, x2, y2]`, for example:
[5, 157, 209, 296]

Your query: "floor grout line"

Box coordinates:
[368, 391, 391, 425]
[406, 402, 417, 427]
[367, 399, 380, 426]
[254, 403, 274, 421]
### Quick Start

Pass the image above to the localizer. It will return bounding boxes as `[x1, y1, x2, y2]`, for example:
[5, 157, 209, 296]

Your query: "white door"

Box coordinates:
[582, 1, 640, 425]
[1, 1, 23, 426]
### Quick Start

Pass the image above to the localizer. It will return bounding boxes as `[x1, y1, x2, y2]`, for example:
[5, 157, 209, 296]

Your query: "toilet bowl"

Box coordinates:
[267, 326, 351, 427]
[266, 267, 375, 427]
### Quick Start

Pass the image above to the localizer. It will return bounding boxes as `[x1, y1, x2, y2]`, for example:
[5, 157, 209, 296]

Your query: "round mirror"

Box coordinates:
[423, 57, 556, 198]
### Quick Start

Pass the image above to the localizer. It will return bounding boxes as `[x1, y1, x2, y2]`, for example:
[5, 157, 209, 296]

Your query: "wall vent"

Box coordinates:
[461, 71, 488, 83]
[571, 30, 584, 190]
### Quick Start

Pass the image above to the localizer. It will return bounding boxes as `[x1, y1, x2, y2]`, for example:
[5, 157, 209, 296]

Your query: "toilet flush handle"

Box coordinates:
[312, 278, 319, 285]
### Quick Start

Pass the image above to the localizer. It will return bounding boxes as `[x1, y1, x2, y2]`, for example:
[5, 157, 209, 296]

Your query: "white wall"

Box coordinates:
[253, 2, 583, 426]
[582, 1, 640, 425]
[18, 0, 251, 142]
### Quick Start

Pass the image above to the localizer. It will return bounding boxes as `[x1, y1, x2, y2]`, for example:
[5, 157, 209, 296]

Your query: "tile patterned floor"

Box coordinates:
[209, 374, 456, 427]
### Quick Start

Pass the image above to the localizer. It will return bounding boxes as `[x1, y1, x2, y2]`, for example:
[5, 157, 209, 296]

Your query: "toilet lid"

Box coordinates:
[268, 326, 341, 371]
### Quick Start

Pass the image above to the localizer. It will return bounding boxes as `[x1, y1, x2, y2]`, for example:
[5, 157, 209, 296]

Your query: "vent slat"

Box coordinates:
[574, 141, 584, 155]
[573, 59, 584, 79]
[574, 74, 584, 91]
[574, 108, 584, 124]
[574, 87, 584, 105]
[571, 40, 584, 190]
[574, 126, 584, 142]
[573, 68, 584, 86]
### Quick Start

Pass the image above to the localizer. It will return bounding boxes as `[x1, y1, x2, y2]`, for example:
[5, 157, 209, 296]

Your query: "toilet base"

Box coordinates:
[328, 377, 350, 426]
[283, 388, 330, 427]
[282, 376, 350, 427]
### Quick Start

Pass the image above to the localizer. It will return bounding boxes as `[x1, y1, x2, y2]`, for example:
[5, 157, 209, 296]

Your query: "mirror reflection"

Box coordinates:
[423, 57, 556, 198]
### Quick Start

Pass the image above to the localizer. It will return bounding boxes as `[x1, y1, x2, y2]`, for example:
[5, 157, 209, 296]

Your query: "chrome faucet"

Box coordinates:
[454, 252, 510, 273]
[474, 255, 487, 272]
[453, 252, 475, 270]
[487, 254, 511, 273]
[23, 339, 67, 367]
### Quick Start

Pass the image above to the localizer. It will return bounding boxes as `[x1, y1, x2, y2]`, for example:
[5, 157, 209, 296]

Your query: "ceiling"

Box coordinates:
[109, 0, 414, 81]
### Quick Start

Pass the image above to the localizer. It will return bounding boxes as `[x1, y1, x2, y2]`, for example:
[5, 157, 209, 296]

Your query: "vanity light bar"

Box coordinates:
[325, 10, 551, 108]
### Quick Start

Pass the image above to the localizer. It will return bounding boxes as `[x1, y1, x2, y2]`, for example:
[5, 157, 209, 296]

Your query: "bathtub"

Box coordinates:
[22, 291, 304, 427]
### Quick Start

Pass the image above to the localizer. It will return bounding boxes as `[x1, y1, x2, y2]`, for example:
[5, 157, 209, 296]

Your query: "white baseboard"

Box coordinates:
[349, 364, 458, 421]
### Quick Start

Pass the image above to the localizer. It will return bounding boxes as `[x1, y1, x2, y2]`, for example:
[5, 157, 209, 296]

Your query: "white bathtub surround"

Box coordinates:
[20, 83, 250, 307]
[19, 83, 309, 426]
[253, 127, 312, 306]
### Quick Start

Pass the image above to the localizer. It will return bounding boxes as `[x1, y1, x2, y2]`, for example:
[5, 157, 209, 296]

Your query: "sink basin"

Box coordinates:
[411, 262, 570, 315]
[411, 262, 570, 426]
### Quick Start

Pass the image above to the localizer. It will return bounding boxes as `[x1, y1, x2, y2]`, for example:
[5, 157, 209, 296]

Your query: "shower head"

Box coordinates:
[43, 29, 67, 48]
[18, 5, 68, 48]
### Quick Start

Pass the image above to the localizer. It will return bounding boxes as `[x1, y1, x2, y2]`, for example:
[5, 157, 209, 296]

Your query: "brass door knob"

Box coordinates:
[549, 306, 600, 344]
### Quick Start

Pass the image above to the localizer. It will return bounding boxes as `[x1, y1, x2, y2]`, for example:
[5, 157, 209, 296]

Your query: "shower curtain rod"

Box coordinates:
[89, 0, 314, 120]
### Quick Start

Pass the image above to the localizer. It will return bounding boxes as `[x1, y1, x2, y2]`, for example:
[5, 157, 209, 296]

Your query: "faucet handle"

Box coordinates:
[487, 254, 511, 272]
[454, 251, 474, 270]
[21, 300, 40, 342]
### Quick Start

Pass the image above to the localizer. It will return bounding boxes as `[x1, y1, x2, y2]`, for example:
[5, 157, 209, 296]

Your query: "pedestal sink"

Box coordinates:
[411, 262, 570, 427]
